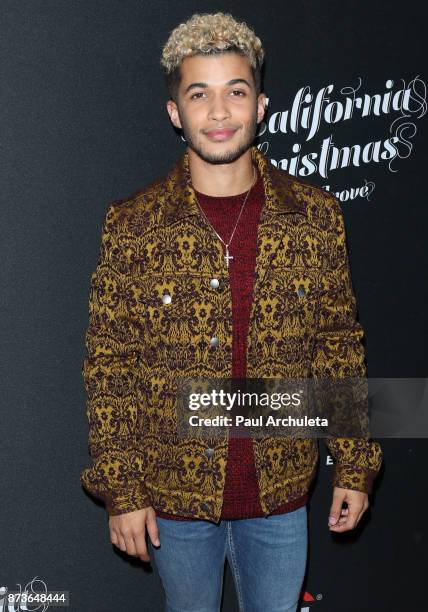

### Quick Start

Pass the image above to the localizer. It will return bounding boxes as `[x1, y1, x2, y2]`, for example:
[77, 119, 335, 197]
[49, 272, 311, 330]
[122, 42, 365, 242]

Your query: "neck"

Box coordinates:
[188, 146, 255, 197]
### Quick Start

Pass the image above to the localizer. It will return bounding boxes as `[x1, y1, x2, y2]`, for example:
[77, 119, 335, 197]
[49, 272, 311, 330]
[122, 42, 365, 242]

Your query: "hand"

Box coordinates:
[328, 487, 369, 532]
[109, 506, 160, 561]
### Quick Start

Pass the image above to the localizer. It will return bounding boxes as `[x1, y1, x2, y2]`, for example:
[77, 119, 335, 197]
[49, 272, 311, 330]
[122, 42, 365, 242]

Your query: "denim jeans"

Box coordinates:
[148, 504, 308, 612]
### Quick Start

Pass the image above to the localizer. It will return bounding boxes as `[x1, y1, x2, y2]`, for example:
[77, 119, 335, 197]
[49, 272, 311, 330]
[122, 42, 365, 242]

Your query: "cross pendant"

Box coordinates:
[224, 245, 234, 267]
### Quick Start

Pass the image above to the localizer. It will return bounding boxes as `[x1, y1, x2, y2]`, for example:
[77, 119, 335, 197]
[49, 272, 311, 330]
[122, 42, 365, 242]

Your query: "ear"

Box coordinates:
[256, 93, 267, 125]
[166, 99, 182, 129]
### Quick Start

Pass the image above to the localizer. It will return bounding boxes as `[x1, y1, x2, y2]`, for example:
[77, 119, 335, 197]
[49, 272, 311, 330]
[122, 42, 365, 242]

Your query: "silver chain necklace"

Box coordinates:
[193, 164, 256, 268]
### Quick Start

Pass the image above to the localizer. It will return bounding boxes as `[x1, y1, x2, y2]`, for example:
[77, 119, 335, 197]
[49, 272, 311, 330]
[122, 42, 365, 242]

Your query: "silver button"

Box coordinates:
[204, 448, 214, 458]
[210, 336, 219, 347]
[200, 502, 210, 512]
[162, 293, 172, 304]
[210, 278, 220, 289]
[297, 286, 306, 297]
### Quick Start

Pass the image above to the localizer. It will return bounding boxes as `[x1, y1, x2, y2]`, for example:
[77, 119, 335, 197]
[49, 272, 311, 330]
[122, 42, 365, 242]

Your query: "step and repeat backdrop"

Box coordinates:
[1, 1, 427, 611]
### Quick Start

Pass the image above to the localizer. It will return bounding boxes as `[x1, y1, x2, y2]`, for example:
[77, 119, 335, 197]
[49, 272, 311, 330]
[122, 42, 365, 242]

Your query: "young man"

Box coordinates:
[81, 12, 383, 612]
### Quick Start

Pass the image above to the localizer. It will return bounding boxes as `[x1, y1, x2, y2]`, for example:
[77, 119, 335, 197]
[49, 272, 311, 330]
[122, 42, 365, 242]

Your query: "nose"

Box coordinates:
[208, 93, 231, 122]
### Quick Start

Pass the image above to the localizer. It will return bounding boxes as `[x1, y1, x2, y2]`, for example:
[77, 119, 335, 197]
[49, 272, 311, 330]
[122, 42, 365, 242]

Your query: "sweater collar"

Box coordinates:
[160, 145, 307, 226]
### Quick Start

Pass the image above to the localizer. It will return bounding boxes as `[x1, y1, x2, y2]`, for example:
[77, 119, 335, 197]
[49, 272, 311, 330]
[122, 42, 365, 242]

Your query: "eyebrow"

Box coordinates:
[184, 78, 252, 95]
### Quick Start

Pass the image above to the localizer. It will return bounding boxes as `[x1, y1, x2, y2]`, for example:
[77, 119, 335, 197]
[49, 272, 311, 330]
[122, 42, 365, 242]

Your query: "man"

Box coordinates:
[81, 12, 383, 612]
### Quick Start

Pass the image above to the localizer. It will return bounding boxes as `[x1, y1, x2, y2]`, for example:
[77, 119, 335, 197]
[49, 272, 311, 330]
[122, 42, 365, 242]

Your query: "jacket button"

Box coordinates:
[210, 278, 220, 289]
[297, 286, 306, 297]
[210, 336, 219, 347]
[200, 502, 210, 512]
[162, 293, 172, 304]
[204, 448, 214, 458]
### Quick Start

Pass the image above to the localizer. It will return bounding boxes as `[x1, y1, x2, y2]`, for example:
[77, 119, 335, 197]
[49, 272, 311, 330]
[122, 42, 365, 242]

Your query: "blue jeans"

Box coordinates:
[148, 505, 308, 612]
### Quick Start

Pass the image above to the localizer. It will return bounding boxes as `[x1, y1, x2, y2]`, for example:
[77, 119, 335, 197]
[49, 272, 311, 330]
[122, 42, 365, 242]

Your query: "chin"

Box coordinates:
[194, 140, 251, 165]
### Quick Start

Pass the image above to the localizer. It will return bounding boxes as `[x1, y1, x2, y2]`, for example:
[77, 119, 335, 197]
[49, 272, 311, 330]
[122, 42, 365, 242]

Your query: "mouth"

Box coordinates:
[204, 128, 238, 141]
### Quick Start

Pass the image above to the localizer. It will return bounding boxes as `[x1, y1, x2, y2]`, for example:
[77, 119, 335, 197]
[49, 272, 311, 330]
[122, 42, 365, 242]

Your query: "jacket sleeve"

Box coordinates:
[310, 193, 383, 495]
[80, 203, 152, 515]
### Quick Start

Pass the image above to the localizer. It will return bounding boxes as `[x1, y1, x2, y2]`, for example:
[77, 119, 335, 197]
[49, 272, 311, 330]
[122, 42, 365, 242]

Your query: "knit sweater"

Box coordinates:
[156, 165, 308, 521]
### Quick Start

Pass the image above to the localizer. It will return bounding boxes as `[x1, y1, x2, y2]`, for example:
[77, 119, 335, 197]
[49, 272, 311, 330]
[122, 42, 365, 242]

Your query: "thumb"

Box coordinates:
[328, 494, 344, 526]
[146, 513, 160, 547]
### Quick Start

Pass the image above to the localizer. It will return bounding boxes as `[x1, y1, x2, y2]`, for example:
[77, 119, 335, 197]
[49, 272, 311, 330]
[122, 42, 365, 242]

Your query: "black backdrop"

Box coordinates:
[1, 1, 427, 611]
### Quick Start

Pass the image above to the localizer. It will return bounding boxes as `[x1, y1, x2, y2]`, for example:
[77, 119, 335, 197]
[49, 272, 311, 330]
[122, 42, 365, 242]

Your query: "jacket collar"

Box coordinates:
[160, 145, 307, 226]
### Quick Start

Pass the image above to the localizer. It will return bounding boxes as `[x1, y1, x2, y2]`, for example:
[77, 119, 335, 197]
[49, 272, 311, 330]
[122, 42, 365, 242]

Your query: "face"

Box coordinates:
[166, 52, 266, 165]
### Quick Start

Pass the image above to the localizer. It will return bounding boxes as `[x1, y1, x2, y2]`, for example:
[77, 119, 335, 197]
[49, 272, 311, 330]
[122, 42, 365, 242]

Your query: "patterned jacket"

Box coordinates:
[80, 145, 383, 521]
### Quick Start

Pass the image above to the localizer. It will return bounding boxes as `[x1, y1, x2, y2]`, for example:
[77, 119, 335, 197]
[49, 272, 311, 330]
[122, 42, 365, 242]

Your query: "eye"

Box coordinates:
[231, 90, 246, 96]
[190, 92, 205, 100]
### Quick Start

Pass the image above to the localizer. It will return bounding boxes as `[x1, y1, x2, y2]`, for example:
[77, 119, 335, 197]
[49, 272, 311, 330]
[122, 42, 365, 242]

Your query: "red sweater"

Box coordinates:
[156, 165, 307, 520]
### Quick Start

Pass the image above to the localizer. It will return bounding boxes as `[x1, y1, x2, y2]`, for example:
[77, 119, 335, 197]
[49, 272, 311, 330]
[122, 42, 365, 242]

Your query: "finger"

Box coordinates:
[355, 501, 369, 526]
[338, 507, 349, 521]
[110, 528, 119, 546]
[134, 530, 150, 562]
[118, 534, 127, 551]
[337, 511, 348, 525]
[146, 514, 161, 547]
[123, 531, 138, 556]
[329, 518, 351, 532]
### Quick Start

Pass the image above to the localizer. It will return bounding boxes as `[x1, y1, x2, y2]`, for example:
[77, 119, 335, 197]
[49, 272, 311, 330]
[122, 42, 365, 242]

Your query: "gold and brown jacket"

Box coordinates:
[80, 145, 383, 521]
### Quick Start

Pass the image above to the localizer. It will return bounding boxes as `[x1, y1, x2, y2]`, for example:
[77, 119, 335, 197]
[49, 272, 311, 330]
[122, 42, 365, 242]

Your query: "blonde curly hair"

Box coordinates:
[160, 12, 265, 101]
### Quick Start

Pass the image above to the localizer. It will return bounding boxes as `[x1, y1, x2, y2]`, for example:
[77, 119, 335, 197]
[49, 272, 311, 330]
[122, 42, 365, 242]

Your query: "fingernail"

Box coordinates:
[328, 516, 337, 525]
[154, 539, 160, 546]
